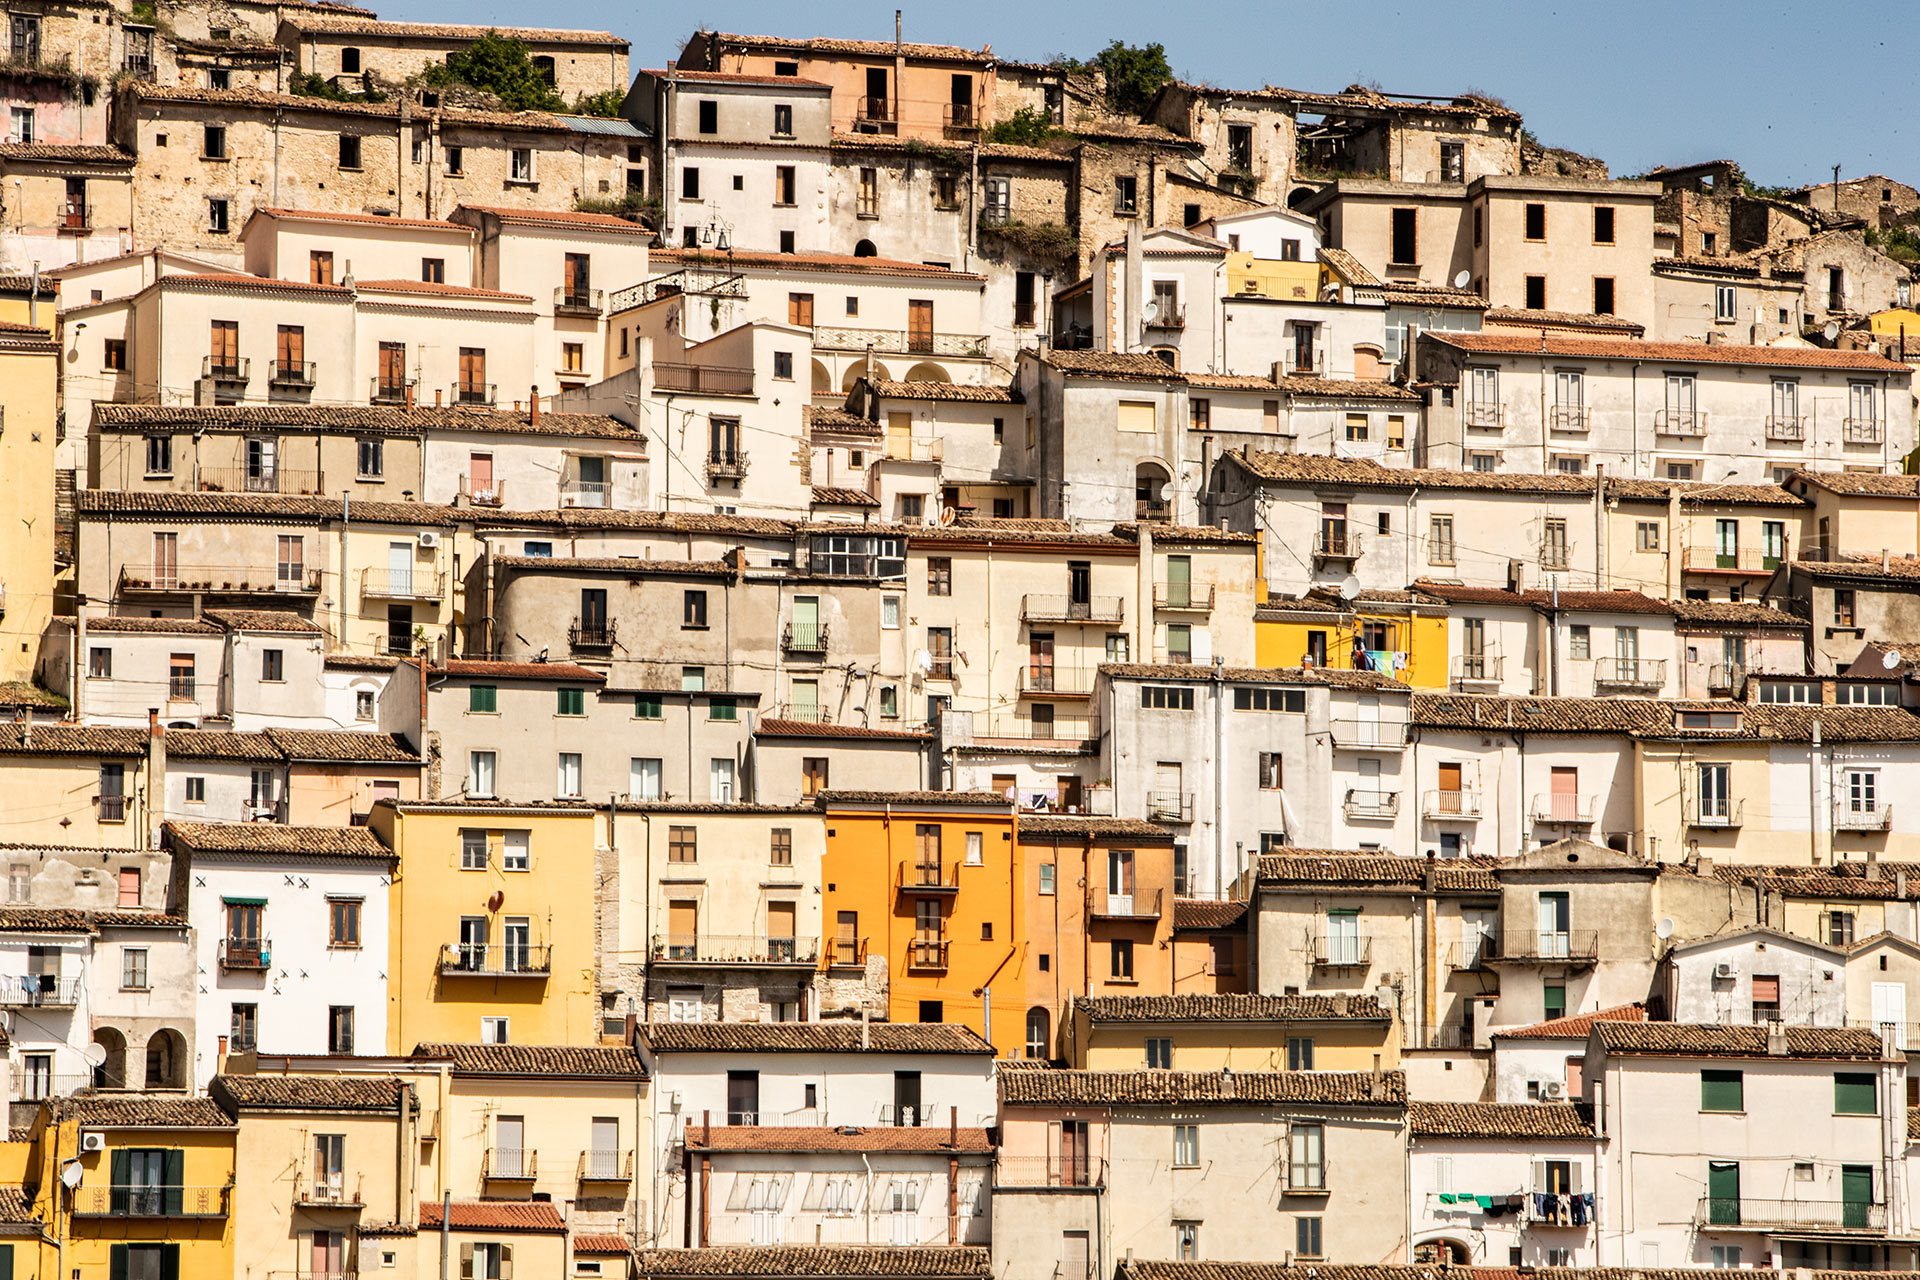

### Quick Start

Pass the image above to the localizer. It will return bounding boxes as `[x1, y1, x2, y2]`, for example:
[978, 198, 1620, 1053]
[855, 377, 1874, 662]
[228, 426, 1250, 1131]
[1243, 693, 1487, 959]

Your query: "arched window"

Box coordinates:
[1149, 346, 1178, 369]
[1025, 1007, 1050, 1059]
[1135, 462, 1171, 522]
[853, 239, 878, 258]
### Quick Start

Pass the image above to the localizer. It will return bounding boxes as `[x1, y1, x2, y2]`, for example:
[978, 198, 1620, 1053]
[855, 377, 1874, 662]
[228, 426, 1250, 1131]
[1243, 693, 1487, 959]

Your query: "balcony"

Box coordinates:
[482, 1148, 537, 1182]
[1844, 417, 1883, 445]
[1092, 887, 1163, 920]
[1146, 306, 1186, 330]
[1708, 663, 1745, 693]
[1312, 935, 1372, 968]
[219, 938, 271, 972]
[1548, 405, 1590, 432]
[994, 1155, 1106, 1189]
[569, 618, 616, 651]
[810, 326, 990, 359]
[1655, 409, 1708, 437]
[654, 362, 755, 395]
[1342, 789, 1400, 821]
[10, 1072, 106, 1102]
[1451, 655, 1502, 688]
[854, 96, 895, 134]
[1694, 1196, 1885, 1233]
[59, 202, 90, 234]
[361, 569, 445, 602]
[885, 436, 943, 463]
[438, 943, 552, 977]
[296, 1174, 363, 1209]
[1490, 930, 1600, 966]
[1281, 1165, 1329, 1196]
[0, 975, 80, 1007]
[1593, 657, 1666, 691]
[73, 1185, 231, 1218]
[1147, 791, 1194, 822]
[99, 796, 127, 823]
[1018, 667, 1096, 698]
[1531, 794, 1596, 825]
[554, 286, 605, 317]
[897, 860, 959, 895]
[1464, 402, 1503, 430]
[270, 360, 317, 388]
[649, 934, 818, 966]
[1765, 415, 1806, 442]
[118, 564, 324, 598]
[783, 621, 829, 654]
[942, 101, 979, 136]
[827, 937, 869, 968]
[579, 1150, 634, 1183]
[369, 377, 416, 405]
[1021, 594, 1124, 625]
[907, 938, 950, 969]
[1683, 546, 1783, 574]
[966, 714, 1098, 744]
[1687, 799, 1745, 830]
[560, 480, 610, 508]
[448, 381, 495, 406]
[1835, 802, 1894, 832]
[1013, 300, 1037, 329]
[705, 450, 750, 483]
[195, 467, 323, 496]
[203, 356, 249, 383]
[1328, 719, 1412, 750]
[1154, 583, 1214, 613]
[1423, 789, 1483, 820]
[1312, 532, 1362, 565]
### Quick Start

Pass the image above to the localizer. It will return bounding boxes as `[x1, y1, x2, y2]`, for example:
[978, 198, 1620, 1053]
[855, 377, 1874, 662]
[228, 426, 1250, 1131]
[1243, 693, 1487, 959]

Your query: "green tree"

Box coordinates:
[984, 106, 1062, 147]
[422, 31, 564, 113]
[572, 89, 627, 118]
[1091, 39, 1172, 117]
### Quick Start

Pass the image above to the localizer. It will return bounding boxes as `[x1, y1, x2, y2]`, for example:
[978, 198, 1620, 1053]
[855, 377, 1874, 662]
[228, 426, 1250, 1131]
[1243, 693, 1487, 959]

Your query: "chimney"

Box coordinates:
[1766, 1026, 1789, 1056]
[701, 1109, 710, 1144]
[146, 708, 167, 848]
[529, 388, 540, 427]
[1900, 869, 1909, 900]
[434, 388, 444, 407]
[1332, 992, 1351, 1016]
[949, 1106, 957, 1148]
[1868, 848, 1882, 878]
[1696, 853, 1713, 879]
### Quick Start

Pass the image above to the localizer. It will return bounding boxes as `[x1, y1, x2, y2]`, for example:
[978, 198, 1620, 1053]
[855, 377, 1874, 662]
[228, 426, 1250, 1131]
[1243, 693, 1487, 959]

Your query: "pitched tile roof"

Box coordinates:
[266, 729, 421, 762]
[1016, 816, 1174, 840]
[353, 279, 533, 301]
[1317, 248, 1381, 286]
[0, 724, 147, 756]
[0, 908, 101, 934]
[1034, 349, 1184, 382]
[1098, 662, 1402, 689]
[1712, 862, 1920, 902]
[1493, 1003, 1647, 1039]
[202, 608, 325, 634]
[814, 790, 1012, 808]
[1408, 1101, 1595, 1139]
[755, 719, 930, 742]
[1173, 899, 1248, 931]
[0, 143, 134, 165]
[684, 1125, 993, 1154]
[638, 1023, 994, 1055]
[1229, 451, 1599, 494]
[411, 1043, 647, 1078]
[161, 821, 394, 861]
[1255, 851, 1501, 894]
[1792, 470, 1920, 497]
[1668, 599, 1811, 629]
[693, 31, 993, 63]
[211, 1074, 409, 1112]
[1595, 1022, 1885, 1060]
[634, 1247, 992, 1278]
[76, 490, 461, 525]
[1000, 1067, 1406, 1107]
[1792, 554, 1920, 581]
[1412, 694, 1667, 735]
[1483, 306, 1647, 335]
[454, 204, 653, 235]
[1185, 372, 1423, 401]
[252, 207, 470, 233]
[1075, 993, 1390, 1022]
[576, 1234, 636, 1256]
[1430, 330, 1912, 372]
[90, 403, 633, 440]
[490, 555, 733, 579]
[163, 729, 282, 761]
[280, 15, 625, 45]
[419, 1200, 568, 1233]
[0, 682, 67, 710]
[435, 660, 608, 682]
[810, 486, 880, 508]
[1413, 582, 1674, 615]
[866, 380, 1020, 402]
[54, 1094, 235, 1128]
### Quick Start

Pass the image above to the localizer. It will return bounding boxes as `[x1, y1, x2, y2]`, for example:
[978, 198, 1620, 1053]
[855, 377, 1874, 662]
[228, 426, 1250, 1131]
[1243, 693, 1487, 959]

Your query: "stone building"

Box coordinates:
[275, 15, 628, 103]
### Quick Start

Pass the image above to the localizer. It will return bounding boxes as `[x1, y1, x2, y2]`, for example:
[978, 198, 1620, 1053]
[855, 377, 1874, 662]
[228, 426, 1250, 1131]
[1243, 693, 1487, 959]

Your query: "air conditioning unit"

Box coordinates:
[1542, 1081, 1566, 1100]
[1714, 962, 1736, 979]
[418, 531, 441, 549]
[79, 1132, 105, 1153]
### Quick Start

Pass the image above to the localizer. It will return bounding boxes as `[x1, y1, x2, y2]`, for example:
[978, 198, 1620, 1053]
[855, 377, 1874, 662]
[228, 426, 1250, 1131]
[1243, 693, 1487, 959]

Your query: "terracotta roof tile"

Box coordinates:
[866, 380, 1020, 403]
[1076, 993, 1390, 1022]
[1413, 582, 1674, 615]
[1595, 1021, 1885, 1059]
[265, 729, 420, 763]
[1668, 599, 1810, 629]
[1017, 816, 1173, 840]
[1791, 470, 1920, 497]
[816, 790, 1011, 808]
[76, 615, 225, 635]
[811, 486, 880, 508]
[0, 725, 147, 756]
[280, 14, 625, 45]
[493, 555, 733, 579]
[76, 490, 461, 524]
[420, 1200, 568, 1233]
[454, 204, 651, 235]
[0, 683, 68, 710]
[1793, 554, 1920, 581]
[638, 1023, 994, 1055]
[54, 1095, 234, 1128]
[685, 1125, 993, 1154]
[1317, 247, 1381, 286]
[650, 247, 981, 280]
[635, 1247, 991, 1278]
[1000, 1067, 1406, 1107]
[1034, 349, 1184, 382]
[411, 1043, 647, 1078]
[91, 402, 634, 440]
[353, 279, 533, 301]
[158, 272, 351, 297]
[202, 608, 325, 634]
[211, 1074, 408, 1111]
[1413, 694, 1667, 735]
[1483, 306, 1647, 334]
[435, 660, 607, 682]
[1256, 850, 1501, 894]
[576, 1234, 635, 1256]
[1172, 899, 1248, 931]
[756, 719, 930, 742]
[253, 207, 469, 232]
[0, 908, 99, 933]
[1493, 1003, 1647, 1039]
[1432, 330, 1912, 372]
[0, 143, 133, 164]
[1408, 1101, 1595, 1139]
[162, 821, 394, 860]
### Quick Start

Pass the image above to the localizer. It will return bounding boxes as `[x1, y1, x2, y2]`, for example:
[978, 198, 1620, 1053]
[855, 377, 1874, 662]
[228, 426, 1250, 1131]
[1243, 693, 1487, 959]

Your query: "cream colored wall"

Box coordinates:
[1077, 1019, 1397, 1072]
[0, 340, 57, 680]
[1479, 186, 1658, 327]
[434, 1077, 647, 1210]
[246, 217, 478, 287]
[231, 1107, 411, 1272]
[145, 282, 358, 408]
[0, 754, 147, 846]
[353, 295, 539, 407]
[623, 809, 826, 958]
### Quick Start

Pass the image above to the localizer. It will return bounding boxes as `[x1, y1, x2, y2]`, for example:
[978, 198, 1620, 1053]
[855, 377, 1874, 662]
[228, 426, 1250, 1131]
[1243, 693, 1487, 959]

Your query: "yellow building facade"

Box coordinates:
[373, 800, 601, 1050]
[1253, 595, 1449, 687]
[0, 320, 59, 683]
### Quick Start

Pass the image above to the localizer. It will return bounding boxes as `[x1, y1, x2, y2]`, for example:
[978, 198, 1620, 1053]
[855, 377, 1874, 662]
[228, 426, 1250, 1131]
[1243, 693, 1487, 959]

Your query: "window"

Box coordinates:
[468, 685, 498, 714]
[358, 437, 384, 478]
[1524, 202, 1547, 240]
[669, 825, 698, 864]
[1542, 517, 1569, 569]
[1233, 687, 1305, 712]
[338, 135, 362, 169]
[1039, 864, 1055, 895]
[1141, 685, 1195, 710]
[1258, 752, 1283, 789]
[880, 685, 899, 718]
[1593, 205, 1616, 244]
[1173, 1124, 1199, 1167]
[481, 1017, 509, 1045]
[184, 777, 205, 804]
[208, 198, 229, 233]
[1544, 983, 1566, 1020]
[1593, 276, 1615, 314]
[681, 166, 700, 199]
[509, 148, 532, 183]
[1835, 1072, 1878, 1115]
[629, 758, 662, 800]
[1390, 207, 1416, 264]
[773, 103, 793, 136]
[1634, 521, 1662, 552]
[927, 557, 952, 596]
[1345, 413, 1368, 442]
[1716, 284, 1736, 321]
[106, 338, 128, 372]
[88, 646, 112, 679]
[1701, 1068, 1744, 1112]
[1191, 398, 1211, 430]
[710, 697, 736, 723]
[1175, 1223, 1199, 1261]
[768, 827, 793, 867]
[1829, 910, 1855, 946]
[1288, 1124, 1325, 1190]
[445, 145, 464, 175]
[1526, 275, 1548, 309]
[325, 895, 363, 948]
[203, 124, 227, 158]
[556, 753, 582, 798]
[1750, 973, 1780, 1022]
[231, 1002, 258, 1051]
[261, 649, 284, 682]
[1295, 1217, 1323, 1260]
[422, 258, 445, 284]
[468, 751, 496, 797]
[168, 653, 195, 700]
[1146, 1037, 1172, 1069]
[682, 590, 709, 630]
[328, 1005, 354, 1054]
[1429, 515, 1456, 564]
[1835, 589, 1856, 627]
[1114, 174, 1138, 215]
[122, 947, 148, 990]
[1110, 938, 1133, 980]
[634, 694, 663, 720]
[697, 99, 718, 133]
[1440, 140, 1465, 182]
[1287, 1037, 1314, 1070]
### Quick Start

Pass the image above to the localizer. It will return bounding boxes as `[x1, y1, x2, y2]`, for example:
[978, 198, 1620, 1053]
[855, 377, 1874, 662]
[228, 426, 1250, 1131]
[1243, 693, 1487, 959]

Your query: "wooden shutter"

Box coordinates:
[109, 1150, 130, 1213]
[459, 1243, 475, 1279]
[160, 1244, 180, 1280]
[1751, 975, 1780, 1006]
[161, 1148, 184, 1215]
[109, 1245, 128, 1280]
[767, 902, 795, 940]
[669, 899, 698, 939]
[499, 1244, 514, 1279]
[908, 300, 933, 351]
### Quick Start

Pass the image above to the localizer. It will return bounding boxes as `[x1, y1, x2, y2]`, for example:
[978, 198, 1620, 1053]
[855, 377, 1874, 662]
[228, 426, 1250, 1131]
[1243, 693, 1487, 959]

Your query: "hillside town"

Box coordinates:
[1, 3, 1920, 1278]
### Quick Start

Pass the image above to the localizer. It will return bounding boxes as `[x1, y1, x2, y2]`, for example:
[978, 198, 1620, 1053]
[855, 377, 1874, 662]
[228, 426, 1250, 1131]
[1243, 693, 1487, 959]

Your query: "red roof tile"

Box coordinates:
[685, 1125, 993, 1153]
[1493, 1003, 1647, 1040]
[420, 1200, 568, 1233]
[1432, 330, 1912, 372]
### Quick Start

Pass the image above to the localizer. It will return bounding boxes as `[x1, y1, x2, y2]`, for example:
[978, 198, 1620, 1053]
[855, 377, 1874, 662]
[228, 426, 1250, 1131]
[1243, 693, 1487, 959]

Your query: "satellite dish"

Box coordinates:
[1824, 321, 1841, 342]
[1158, 482, 1176, 502]
[1140, 300, 1159, 325]
[1338, 575, 1362, 601]
[1452, 270, 1472, 289]
[1656, 917, 1675, 940]
[80, 1043, 108, 1068]
[939, 505, 958, 526]
[61, 1162, 84, 1190]
[1884, 649, 1904, 670]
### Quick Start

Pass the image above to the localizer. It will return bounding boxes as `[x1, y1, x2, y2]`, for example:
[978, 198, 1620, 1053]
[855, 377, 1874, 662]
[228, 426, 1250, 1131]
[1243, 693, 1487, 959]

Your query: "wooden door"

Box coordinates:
[668, 900, 698, 958]
[908, 300, 933, 352]
[1551, 766, 1578, 821]
[1437, 762, 1462, 811]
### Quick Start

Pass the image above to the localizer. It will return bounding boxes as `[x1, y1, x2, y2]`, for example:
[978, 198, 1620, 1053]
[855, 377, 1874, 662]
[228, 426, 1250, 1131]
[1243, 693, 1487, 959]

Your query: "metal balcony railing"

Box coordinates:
[569, 618, 616, 650]
[369, 377, 416, 405]
[60, 202, 90, 232]
[1464, 402, 1503, 429]
[203, 356, 249, 382]
[1013, 300, 1037, 328]
[295, 1173, 361, 1206]
[811, 326, 990, 358]
[907, 939, 950, 969]
[194, 467, 323, 496]
[1154, 583, 1214, 612]
[1146, 306, 1186, 330]
[73, 1185, 231, 1218]
[11, 1072, 107, 1101]
[560, 480, 609, 508]
[439, 943, 552, 976]
[554, 286, 605, 316]
[1017, 667, 1096, 697]
[886, 436, 943, 463]
[705, 449, 750, 482]
[855, 96, 894, 128]
[828, 936, 869, 967]
[1844, 417, 1884, 444]
[1451, 654, 1502, 685]
[1342, 789, 1400, 820]
[98, 795, 127, 822]
[270, 360, 316, 387]
[1695, 1196, 1884, 1232]
[1328, 719, 1412, 749]
[1765, 415, 1806, 441]
[1093, 888, 1163, 919]
[1147, 791, 1194, 822]
[118, 564, 323, 596]
[1423, 789, 1483, 820]
[1683, 546, 1783, 573]
[1708, 663, 1745, 692]
[1282, 1163, 1329, 1195]
[649, 934, 819, 965]
[1549, 405, 1589, 432]
[450, 381, 496, 406]
[1312, 935, 1371, 967]
[608, 267, 748, 314]
[1687, 798, 1744, 830]
[942, 102, 978, 134]
[219, 938, 270, 972]
[897, 860, 958, 893]
[361, 569, 445, 601]
[967, 714, 1099, 742]
[1021, 594, 1124, 624]
[1494, 930, 1600, 963]
[0, 975, 80, 1006]
[994, 1156, 1106, 1189]
[483, 1148, 536, 1180]
[654, 362, 755, 395]
[1655, 409, 1707, 437]
[783, 621, 829, 653]
[1835, 802, 1894, 832]
[1593, 657, 1666, 689]
[1531, 794, 1595, 825]
[1313, 532, 1362, 562]
[578, 1149, 633, 1182]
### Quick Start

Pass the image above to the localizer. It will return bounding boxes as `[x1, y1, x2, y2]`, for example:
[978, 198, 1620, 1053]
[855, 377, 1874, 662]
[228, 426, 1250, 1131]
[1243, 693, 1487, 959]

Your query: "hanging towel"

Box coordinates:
[1439, 1193, 1457, 1205]
[1474, 1195, 1493, 1211]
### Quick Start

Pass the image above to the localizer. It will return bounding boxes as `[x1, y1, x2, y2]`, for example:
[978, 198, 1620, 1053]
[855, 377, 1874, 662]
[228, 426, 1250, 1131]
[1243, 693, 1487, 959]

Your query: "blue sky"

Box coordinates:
[400, 0, 1916, 187]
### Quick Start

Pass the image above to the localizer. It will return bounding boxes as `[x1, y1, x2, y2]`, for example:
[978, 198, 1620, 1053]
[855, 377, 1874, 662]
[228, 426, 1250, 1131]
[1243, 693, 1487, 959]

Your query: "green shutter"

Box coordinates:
[709, 697, 736, 722]
[1835, 1072, 1878, 1115]
[109, 1149, 129, 1214]
[160, 1243, 180, 1280]
[0, 1241, 15, 1280]
[109, 1245, 128, 1280]
[635, 694, 662, 719]
[161, 1149, 184, 1216]
[471, 685, 496, 713]
[1707, 1160, 1741, 1224]
[1701, 1069, 1744, 1112]
[557, 688, 583, 715]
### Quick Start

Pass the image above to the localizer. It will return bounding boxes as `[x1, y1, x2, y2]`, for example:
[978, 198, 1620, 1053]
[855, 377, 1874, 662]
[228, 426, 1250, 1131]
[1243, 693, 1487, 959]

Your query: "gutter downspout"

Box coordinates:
[1212, 656, 1226, 895]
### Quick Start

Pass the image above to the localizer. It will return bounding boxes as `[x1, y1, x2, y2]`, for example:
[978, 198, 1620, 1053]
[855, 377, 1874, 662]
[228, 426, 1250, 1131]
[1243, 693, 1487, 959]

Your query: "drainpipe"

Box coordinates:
[438, 1188, 451, 1280]
[1211, 657, 1226, 895]
[1593, 463, 1608, 590]
[1811, 717, 1823, 866]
